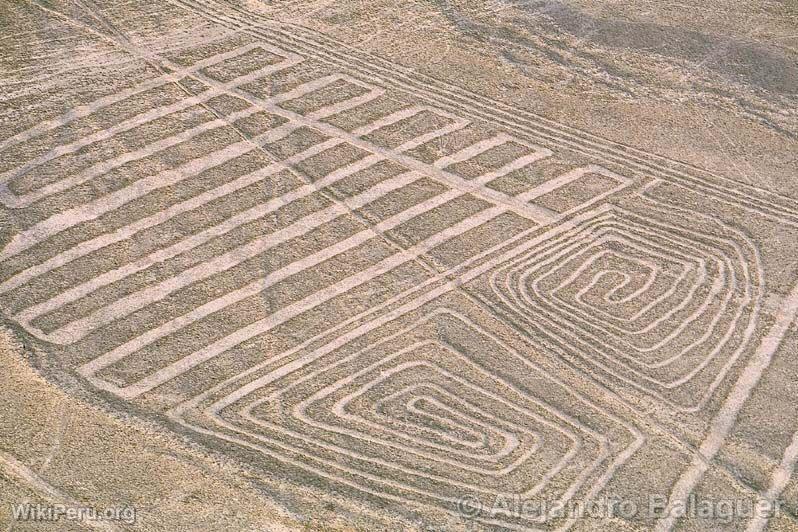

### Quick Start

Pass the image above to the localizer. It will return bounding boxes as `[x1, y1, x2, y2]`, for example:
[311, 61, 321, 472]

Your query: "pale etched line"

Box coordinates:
[350, 106, 421, 136]
[90, 149, 568, 398]
[565, 250, 663, 316]
[394, 116, 470, 153]
[0, 41, 273, 153]
[75, 169, 418, 380]
[264, 136, 345, 164]
[549, 251, 727, 370]
[0, 56, 303, 208]
[0, 76, 372, 262]
[376, 384, 511, 452]
[303, 359, 542, 473]
[61, 131, 551, 346]
[533, 250, 735, 378]
[188, 414, 490, 528]
[86, 205, 504, 399]
[168, 186, 598, 424]
[28, 129, 544, 341]
[654, 281, 798, 532]
[409, 394, 504, 450]
[193, 309, 618, 528]
[333, 359, 527, 455]
[516, 205, 758, 387]
[402, 394, 490, 450]
[169, 207, 614, 419]
[10, 147, 380, 329]
[240, 315, 591, 441]
[278, 3, 798, 220]
[0, 145, 361, 296]
[1, 97, 397, 303]
[576, 261, 657, 306]
[0, 450, 119, 531]
[256, 75, 386, 143]
[504, 215, 755, 389]
[259, 358, 556, 484]
[531, 230, 711, 340]
[255, 121, 304, 144]
[289, 361, 550, 478]
[109, 85, 648, 520]
[349, 105, 470, 154]
[20, 16, 636, 510]
[3, 95, 211, 185]
[12, 163, 284, 325]
[0, 107, 259, 209]
[471, 150, 554, 187]
[0, 165, 274, 294]
[306, 82, 384, 121]
[746, 428, 798, 532]
[166, 0, 798, 227]
[0, 48, 300, 189]
[72, 164, 403, 378]
[180, 388, 622, 532]
[0, 141, 253, 263]
[266, 74, 351, 104]
[403, 394, 497, 450]
[568, 250, 680, 322]
[168, 62, 557, 225]
[251, 327, 580, 488]
[515, 165, 628, 204]
[433, 134, 512, 169]
[306, 88, 382, 120]
[28, 165, 422, 344]
[270, 73, 382, 112]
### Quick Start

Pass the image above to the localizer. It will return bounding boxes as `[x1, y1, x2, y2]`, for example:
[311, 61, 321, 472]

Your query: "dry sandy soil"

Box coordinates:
[0, 0, 797, 530]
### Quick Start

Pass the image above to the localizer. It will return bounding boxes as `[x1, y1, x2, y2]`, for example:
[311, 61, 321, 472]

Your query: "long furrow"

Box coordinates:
[75, 148, 628, 399]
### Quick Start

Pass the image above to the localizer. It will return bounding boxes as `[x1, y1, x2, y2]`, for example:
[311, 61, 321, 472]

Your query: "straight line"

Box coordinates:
[655, 282, 798, 531]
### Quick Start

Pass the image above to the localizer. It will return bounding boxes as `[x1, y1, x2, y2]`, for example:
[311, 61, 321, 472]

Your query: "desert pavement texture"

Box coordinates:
[0, 0, 797, 530]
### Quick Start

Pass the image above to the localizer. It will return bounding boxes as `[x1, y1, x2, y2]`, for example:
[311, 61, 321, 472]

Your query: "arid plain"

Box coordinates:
[1, 1, 797, 530]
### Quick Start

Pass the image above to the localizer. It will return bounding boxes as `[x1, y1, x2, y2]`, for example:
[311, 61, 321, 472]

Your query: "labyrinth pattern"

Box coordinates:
[2, 0, 798, 530]
[172, 299, 642, 530]
[488, 204, 763, 411]
[0, 36, 632, 400]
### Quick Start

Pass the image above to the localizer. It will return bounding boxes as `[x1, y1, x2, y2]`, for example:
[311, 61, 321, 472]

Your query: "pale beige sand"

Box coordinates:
[0, 329, 369, 531]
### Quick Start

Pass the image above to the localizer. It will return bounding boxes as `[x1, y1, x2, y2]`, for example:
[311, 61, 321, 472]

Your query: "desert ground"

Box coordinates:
[0, 0, 797, 530]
